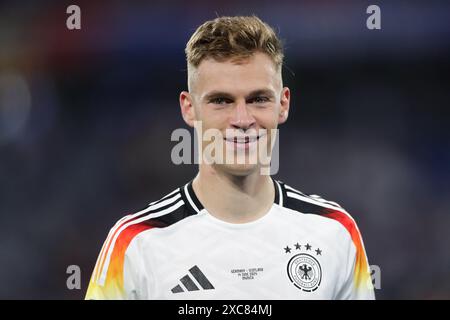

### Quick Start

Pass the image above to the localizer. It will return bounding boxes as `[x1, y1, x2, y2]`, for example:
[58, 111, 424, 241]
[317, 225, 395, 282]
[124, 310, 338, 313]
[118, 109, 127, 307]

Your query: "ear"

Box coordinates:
[278, 87, 290, 124]
[179, 91, 196, 127]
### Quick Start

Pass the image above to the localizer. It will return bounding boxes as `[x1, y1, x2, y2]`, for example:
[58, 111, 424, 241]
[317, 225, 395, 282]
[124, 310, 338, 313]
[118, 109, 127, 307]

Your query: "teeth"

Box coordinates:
[226, 137, 258, 143]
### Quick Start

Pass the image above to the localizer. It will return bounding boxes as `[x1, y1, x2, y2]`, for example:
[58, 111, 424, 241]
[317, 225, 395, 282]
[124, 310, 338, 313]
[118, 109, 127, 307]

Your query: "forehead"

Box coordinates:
[192, 52, 281, 95]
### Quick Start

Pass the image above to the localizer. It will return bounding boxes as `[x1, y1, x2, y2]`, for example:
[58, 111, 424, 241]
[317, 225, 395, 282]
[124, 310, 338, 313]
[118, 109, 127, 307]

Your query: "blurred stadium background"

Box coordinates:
[0, 0, 449, 299]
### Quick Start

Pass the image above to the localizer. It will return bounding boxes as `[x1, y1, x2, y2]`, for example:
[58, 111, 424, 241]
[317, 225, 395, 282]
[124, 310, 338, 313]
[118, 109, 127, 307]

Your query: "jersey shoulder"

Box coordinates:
[89, 181, 201, 288]
[277, 180, 346, 214]
[275, 179, 362, 243]
[274, 180, 374, 296]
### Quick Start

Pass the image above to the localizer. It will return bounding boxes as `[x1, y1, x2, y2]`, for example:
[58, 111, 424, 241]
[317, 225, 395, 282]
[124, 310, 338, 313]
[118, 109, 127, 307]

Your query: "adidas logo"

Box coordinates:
[171, 265, 215, 293]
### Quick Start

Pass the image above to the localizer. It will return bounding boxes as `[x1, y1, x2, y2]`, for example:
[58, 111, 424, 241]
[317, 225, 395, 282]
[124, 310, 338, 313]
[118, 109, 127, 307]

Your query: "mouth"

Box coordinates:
[223, 134, 267, 151]
[224, 135, 261, 144]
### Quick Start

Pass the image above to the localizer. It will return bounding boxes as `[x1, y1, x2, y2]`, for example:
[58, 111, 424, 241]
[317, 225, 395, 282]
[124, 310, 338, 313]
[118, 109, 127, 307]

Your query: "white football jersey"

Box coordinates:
[86, 179, 375, 300]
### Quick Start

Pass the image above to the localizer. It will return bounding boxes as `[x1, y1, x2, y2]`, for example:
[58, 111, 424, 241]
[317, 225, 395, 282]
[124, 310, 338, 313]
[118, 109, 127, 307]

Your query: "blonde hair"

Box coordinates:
[185, 15, 284, 72]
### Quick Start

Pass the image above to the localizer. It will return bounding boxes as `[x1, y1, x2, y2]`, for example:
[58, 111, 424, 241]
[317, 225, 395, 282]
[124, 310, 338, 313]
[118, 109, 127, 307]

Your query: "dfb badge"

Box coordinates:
[284, 242, 322, 292]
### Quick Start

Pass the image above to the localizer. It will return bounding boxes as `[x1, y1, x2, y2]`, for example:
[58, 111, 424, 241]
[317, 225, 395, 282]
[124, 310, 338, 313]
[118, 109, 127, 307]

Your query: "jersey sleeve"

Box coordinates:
[332, 212, 375, 300]
[85, 221, 152, 300]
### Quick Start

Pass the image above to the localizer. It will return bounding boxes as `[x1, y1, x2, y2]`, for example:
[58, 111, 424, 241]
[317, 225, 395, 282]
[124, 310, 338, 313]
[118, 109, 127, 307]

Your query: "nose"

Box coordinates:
[229, 99, 256, 131]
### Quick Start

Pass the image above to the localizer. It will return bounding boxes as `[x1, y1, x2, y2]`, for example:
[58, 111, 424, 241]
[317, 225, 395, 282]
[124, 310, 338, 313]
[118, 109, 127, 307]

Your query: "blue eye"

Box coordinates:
[251, 96, 270, 104]
[210, 97, 231, 105]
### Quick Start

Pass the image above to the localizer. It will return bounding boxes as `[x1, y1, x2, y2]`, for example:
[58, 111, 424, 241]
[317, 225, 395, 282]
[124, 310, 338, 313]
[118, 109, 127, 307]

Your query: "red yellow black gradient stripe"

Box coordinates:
[321, 209, 372, 290]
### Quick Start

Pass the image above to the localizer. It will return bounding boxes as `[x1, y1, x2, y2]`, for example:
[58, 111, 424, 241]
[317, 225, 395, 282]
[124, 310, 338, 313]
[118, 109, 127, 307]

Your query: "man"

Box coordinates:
[85, 16, 375, 300]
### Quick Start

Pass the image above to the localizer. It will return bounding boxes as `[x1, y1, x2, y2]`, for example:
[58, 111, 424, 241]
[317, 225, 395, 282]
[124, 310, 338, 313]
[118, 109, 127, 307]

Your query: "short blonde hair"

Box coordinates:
[185, 16, 284, 70]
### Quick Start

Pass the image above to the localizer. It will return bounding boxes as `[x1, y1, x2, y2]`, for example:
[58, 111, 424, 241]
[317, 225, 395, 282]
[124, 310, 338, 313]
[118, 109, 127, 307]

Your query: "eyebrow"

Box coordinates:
[203, 89, 276, 102]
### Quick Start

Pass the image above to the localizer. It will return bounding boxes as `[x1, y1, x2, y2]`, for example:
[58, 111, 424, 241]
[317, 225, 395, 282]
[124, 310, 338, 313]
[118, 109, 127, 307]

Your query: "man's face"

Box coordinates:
[180, 52, 290, 176]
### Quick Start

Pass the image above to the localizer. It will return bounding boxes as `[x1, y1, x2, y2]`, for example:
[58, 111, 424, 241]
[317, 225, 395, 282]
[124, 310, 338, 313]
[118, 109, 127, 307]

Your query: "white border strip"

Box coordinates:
[275, 180, 283, 206]
[184, 183, 200, 213]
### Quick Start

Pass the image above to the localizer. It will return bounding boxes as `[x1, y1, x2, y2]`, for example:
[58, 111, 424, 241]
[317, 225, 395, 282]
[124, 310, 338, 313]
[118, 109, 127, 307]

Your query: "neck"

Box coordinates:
[192, 164, 275, 224]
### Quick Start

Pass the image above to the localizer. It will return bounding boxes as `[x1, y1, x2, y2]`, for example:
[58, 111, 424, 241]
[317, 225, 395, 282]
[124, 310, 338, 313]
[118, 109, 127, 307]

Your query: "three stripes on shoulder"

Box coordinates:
[283, 183, 345, 211]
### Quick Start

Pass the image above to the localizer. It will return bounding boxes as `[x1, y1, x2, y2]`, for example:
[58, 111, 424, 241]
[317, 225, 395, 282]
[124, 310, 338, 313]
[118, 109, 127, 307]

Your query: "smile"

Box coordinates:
[224, 135, 262, 144]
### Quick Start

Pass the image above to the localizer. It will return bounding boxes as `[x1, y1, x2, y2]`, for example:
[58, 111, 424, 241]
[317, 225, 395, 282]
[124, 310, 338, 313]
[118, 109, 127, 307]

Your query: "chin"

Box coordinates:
[214, 163, 260, 177]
